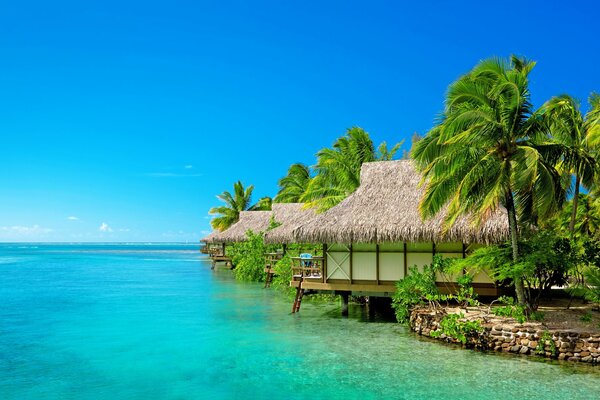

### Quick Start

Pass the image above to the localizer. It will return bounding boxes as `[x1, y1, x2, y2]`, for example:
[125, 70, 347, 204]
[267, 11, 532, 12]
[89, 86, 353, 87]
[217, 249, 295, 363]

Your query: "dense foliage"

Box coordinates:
[276, 127, 403, 212]
[228, 231, 276, 282]
[412, 56, 600, 308]
[455, 231, 575, 311]
[206, 55, 600, 324]
[392, 265, 438, 323]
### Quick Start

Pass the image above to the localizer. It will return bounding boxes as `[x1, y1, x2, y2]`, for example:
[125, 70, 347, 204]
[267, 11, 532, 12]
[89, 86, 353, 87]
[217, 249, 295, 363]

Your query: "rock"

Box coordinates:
[580, 351, 590, 357]
[558, 353, 567, 360]
[567, 356, 580, 362]
[521, 339, 530, 346]
[502, 343, 510, 348]
[582, 356, 593, 363]
[520, 347, 529, 354]
[510, 345, 521, 353]
[528, 341, 538, 349]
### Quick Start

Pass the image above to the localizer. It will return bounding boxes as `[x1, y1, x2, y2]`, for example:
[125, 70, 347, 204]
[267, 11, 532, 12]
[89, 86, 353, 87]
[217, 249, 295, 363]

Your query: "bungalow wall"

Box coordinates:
[321, 241, 494, 294]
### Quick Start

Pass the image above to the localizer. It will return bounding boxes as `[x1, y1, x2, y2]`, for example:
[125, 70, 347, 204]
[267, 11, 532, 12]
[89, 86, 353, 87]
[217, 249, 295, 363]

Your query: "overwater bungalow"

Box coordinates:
[262, 203, 318, 287]
[289, 160, 509, 312]
[201, 210, 273, 268]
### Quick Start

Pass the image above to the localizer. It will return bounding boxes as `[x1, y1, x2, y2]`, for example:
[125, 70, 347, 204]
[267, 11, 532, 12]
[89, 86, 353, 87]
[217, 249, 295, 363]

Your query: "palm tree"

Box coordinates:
[209, 181, 254, 231]
[274, 163, 311, 203]
[378, 141, 403, 160]
[586, 93, 600, 147]
[302, 127, 402, 211]
[250, 196, 273, 211]
[538, 94, 600, 233]
[412, 56, 564, 307]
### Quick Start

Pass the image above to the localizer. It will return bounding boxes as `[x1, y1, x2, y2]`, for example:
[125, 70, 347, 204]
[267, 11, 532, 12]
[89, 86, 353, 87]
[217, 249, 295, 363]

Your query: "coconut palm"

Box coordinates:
[412, 56, 564, 307]
[538, 93, 600, 233]
[209, 181, 255, 231]
[274, 163, 311, 203]
[302, 127, 402, 211]
[378, 141, 403, 161]
[586, 93, 600, 147]
[250, 196, 273, 211]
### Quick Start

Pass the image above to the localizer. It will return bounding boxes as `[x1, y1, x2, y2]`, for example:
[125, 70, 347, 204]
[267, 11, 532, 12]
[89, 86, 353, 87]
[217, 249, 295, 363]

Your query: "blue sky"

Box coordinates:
[1, 0, 599, 242]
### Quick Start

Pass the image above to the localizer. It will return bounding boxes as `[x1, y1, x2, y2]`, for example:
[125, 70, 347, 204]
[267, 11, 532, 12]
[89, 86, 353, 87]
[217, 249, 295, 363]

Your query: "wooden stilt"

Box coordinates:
[292, 287, 304, 313]
[341, 292, 349, 316]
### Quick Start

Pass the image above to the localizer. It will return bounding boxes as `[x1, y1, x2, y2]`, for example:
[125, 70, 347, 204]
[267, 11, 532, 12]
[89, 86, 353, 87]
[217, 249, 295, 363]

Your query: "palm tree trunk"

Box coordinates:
[569, 174, 581, 234]
[505, 190, 526, 307]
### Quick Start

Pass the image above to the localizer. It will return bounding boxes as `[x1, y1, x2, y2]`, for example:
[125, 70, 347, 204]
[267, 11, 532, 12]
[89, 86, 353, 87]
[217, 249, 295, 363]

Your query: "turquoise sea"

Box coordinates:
[1, 243, 598, 399]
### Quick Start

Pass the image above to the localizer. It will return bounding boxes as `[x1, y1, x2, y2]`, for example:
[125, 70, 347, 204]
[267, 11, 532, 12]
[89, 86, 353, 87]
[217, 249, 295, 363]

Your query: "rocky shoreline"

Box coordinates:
[410, 308, 600, 364]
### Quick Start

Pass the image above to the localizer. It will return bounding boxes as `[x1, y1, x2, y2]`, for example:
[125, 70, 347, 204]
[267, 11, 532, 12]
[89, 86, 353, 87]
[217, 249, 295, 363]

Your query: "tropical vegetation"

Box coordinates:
[207, 54, 600, 328]
[209, 181, 272, 231]
[412, 55, 600, 310]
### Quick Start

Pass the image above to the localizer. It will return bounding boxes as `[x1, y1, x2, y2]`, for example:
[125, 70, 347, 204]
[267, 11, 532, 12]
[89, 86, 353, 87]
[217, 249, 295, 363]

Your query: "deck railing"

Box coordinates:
[291, 256, 324, 281]
[264, 252, 284, 271]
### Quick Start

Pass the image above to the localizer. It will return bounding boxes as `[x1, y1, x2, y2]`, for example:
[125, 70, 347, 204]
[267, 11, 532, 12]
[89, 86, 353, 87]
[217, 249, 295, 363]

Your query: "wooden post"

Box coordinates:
[322, 243, 327, 283]
[432, 242, 436, 257]
[403, 242, 408, 277]
[375, 244, 380, 285]
[341, 292, 349, 316]
[462, 242, 467, 275]
[349, 244, 353, 284]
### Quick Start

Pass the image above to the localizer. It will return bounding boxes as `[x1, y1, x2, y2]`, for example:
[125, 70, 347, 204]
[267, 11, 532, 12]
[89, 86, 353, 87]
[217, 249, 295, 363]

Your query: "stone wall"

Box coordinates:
[410, 309, 600, 364]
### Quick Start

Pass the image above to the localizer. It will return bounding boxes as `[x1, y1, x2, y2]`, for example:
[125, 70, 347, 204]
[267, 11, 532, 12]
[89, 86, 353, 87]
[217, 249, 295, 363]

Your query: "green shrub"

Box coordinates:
[392, 264, 438, 323]
[529, 311, 545, 321]
[580, 311, 593, 323]
[535, 330, 557, 356]
[492, 296, 527, 323]
[271, 254, 295, 297]
[455, 274, 479, 307]
[228, 230, 275, 282]
[430, 313, 483, 344]
[582, 267, 600, 309]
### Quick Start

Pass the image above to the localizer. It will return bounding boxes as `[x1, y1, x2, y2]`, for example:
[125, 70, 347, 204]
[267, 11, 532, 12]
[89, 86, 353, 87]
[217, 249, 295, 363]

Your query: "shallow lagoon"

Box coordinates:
[1, 243, 598, 399]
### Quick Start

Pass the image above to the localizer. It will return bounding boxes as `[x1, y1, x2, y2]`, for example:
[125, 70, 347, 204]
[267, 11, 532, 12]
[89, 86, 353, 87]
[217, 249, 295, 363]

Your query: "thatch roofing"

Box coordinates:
[202, 210, 273, 244]
[293, 160, 509, 244]
[264, 203, 317, 244]
[200, 231, 220, 244]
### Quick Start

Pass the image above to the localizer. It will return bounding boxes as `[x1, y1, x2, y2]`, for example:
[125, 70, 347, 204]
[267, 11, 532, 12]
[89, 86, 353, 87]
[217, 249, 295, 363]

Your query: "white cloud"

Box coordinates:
[184, 165, 193, 169]
[145, 172, 202, 178]
[0, 225, 53, 237]
[67, 216, 79, 221]
[99, 222, 113, 233]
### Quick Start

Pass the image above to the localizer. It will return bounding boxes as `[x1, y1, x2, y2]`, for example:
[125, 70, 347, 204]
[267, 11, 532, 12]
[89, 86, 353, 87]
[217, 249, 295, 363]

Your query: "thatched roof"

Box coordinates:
[200, 231, 220, 244]
[264, 203, 317, 244]
[293, 160, 509, 244]
[202, 210, 273, 243]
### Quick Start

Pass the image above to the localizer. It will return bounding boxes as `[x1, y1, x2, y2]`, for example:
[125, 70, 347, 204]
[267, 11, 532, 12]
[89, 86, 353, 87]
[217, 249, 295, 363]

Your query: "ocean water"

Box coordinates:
[1, 243, 598, 400]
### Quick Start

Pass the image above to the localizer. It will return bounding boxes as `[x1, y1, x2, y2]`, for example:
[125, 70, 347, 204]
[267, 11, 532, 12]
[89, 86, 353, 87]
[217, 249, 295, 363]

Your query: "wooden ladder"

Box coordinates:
[264, 268, 273, 288]
[292, 287, 304, 313]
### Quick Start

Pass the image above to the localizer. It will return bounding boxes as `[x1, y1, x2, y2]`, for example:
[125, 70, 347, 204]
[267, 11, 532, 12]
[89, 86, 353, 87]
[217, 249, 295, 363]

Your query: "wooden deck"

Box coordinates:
[264, 252, 283, 288]
[210, 255, 233, 269]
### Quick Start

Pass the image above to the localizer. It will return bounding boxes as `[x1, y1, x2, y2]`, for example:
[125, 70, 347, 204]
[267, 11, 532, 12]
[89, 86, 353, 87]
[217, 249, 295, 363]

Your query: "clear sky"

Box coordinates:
[1, 0, 599, 242]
